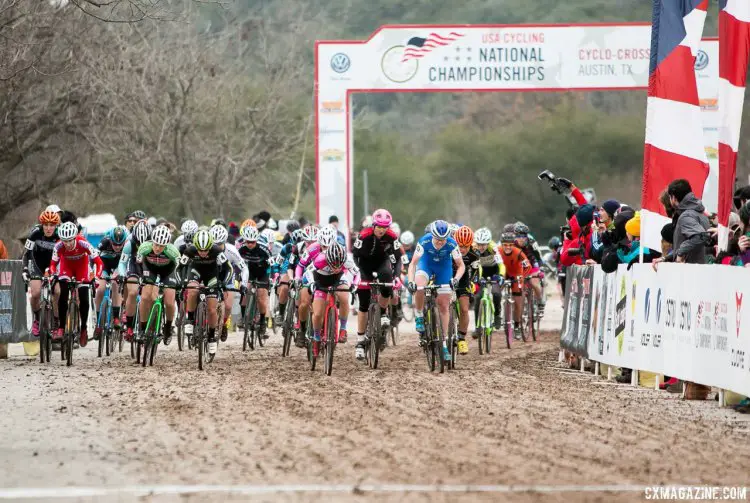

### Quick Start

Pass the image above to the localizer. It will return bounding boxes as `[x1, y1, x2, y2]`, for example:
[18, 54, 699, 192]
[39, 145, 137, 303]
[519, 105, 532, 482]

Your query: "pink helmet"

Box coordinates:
[372, 208, 392, 227]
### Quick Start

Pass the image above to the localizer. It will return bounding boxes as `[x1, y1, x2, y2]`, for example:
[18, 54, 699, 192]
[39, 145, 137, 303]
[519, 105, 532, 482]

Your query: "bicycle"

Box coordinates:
[34, 273, 55, 364]
[522, 276, 538, 342]
[175, 287, 190, 351]
[360, 273, 395, 370]
[59, 277, 90, 367]
[242, 279, 268, 351]
[95, 277, 122, 358]
[138, 276, 170, 367]
[123, 279, 144, 363]
[448, 292, 460, 369]
[184, 284, 225, 370]
[475, 278, 501, 355]
[268, 272, 280, 336]
[280, 279, 296, 357]
[311, 284, 350, 376]
[415, 283, 452, 374]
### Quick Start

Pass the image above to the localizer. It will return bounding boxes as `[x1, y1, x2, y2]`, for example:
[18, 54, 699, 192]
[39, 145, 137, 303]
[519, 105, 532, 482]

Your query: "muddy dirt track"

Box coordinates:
[2, 312, 750, 502]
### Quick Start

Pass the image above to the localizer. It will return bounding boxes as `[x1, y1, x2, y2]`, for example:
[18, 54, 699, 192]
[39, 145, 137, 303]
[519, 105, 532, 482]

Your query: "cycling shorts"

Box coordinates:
[416, 257, 452, 291]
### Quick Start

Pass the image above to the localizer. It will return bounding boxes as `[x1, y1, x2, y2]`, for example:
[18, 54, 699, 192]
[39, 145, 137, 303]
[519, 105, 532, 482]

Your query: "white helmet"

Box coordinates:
[152, 225, 172, 246]
[242, 225, 260, 242]
[400, 230, 415, 246]
[133, 221, 151, 243]
[181, 219, 198, 235]
[362, 215, 373, 228]
[261, 228, 276, 244]
[58, 221, 78, 240]
[474, 227, 492, 245]
[209, 224, 228, 244]
[304, 225, 319, 242]
[317, 225, 337, 247]
[391, 222, 401, 238]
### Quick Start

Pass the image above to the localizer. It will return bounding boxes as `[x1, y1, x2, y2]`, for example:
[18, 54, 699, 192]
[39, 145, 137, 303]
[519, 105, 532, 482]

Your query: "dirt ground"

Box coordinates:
[2, 294, 749, 502]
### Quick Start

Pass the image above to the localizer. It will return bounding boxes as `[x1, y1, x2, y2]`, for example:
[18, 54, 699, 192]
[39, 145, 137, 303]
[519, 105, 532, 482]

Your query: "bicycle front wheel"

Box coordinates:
[504, 299, 513, 349]
[423, 309, 436, 372]
[433, 305, 445, 374]
[323, 306, 336, 376]
[367, 302, 380, 370]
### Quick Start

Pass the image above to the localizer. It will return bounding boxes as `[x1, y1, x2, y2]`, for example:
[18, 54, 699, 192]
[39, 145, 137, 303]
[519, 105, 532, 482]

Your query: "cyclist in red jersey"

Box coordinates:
[49, 222, 103, 347]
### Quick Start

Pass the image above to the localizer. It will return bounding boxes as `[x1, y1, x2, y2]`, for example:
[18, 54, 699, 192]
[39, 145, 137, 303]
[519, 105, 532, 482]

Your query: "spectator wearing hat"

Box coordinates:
[600, 207, 636, 273]
[0, 238, 7, 260]
[660, 223, 675, 259]
[618, 212, 658, 267]
[598, 199, 620, 231]
[253, 211, 272, 232]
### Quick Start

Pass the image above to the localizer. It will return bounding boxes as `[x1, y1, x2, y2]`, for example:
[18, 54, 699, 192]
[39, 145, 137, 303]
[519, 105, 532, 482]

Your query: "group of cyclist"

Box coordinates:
[22, 204, 547, 363]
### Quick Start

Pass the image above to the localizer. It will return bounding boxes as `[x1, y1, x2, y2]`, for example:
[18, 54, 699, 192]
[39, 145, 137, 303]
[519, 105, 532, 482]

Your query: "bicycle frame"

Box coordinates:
[359, 276, 395, 370]
[415, 283, 452, 373]
[315, 285, 350, 376]
[38, 275, 54, 364]
[96, 279, 113, 357]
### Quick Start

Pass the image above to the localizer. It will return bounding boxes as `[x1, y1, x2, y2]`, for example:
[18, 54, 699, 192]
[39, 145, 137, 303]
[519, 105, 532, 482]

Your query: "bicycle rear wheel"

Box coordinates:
[281, 301, 295, 357]
[244, 293, 256, 351]
[176, 301, 185, 351]
[141, 332, 152, 368]
[324, 306, 336, 376]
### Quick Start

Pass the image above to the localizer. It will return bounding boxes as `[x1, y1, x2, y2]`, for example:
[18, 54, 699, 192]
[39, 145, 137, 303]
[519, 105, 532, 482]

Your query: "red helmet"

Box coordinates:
[372, 208, 392, 227]
[455, 226, 474, 247]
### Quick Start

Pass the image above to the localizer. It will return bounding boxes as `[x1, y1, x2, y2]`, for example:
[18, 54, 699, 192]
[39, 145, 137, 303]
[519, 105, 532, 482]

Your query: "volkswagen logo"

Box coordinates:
[695, 50, 709, 71]
[331, 53, 351, 74]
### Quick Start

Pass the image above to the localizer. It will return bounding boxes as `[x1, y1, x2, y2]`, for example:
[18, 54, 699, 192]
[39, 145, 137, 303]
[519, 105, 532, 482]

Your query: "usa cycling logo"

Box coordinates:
[330, 53, 351, 74]
[695, 50, 709, 71]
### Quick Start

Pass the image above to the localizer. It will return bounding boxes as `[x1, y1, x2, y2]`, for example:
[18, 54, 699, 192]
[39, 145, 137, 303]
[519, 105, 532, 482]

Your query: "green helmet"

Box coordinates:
[193, 229, 213, 251]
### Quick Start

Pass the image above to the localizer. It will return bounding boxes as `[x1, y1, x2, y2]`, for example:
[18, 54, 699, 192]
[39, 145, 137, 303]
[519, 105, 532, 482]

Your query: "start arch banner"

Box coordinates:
[315, 24, 718, 236]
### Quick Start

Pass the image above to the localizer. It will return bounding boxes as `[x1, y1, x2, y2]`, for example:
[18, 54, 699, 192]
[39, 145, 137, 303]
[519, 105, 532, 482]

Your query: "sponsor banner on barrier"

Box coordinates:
[566, 263, 750, 397]
[0, 260, 30, 344]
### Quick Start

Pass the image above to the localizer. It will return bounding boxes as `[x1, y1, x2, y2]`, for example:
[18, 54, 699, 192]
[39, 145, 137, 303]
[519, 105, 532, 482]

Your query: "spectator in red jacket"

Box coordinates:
[560, 204, 596, 267]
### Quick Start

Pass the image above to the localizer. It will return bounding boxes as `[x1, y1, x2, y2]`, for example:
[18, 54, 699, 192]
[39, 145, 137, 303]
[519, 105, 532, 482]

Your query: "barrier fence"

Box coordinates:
[561, 262, 750, 397]
[0, 260, 30, 344]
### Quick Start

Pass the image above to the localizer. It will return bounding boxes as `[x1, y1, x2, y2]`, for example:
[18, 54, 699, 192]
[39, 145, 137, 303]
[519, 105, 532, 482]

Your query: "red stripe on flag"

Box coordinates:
[696, 0, 708, 11]
[642, 144, 709, 214]
[719, 9, 750, 87]
[648, 45, 700, 104]
[428, 32, 461, 41]
[718, 143, 738, 225]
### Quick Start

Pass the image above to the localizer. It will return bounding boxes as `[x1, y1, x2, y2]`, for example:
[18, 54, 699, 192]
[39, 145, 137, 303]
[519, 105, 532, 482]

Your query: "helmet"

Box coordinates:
[400, 230, 415, 246]
[133, 220, 151, 243]
[193, 229, 213, 251]
[241, 219, 256, 230]
[500, 232, 516, 244]
[448, 223, 460, 237]
[325, 243, 347, 269]
[549, 236, 561, 249]
[502, 223, 515, 233]
[362, 215, 373, 228]
[514, 222, 530, 236]
[39, 210, 61, 225]
[455, 226, 474, 247]
[430, 220, 450, 239]
[152, 225, 172, 246]
[211, 218, 227, 229]
[181, 219, 198, 235]
[474, 227, 492, 245]
[261, 229, 276, 244]
[209, 224, 228, 245]
[147, 217, 157, 228]
[391, 222, 401, 237]
[45, 204, 62, 213]
[317, 225, 337, 247]
[286, 220, 300, 234]
[372, 208, 393, 227]
[291, 228, 305, 243]
[267, 218, 278, 230]
[58, 221, 78, 241]
[304, 225, 319, 242]
[111, 225, 128, 246]
[131, 210, 146, 220]
[241, 225, 260, 242]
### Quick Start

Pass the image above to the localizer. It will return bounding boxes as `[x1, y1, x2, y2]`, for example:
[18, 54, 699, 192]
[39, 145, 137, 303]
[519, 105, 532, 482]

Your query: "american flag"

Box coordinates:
[401, 32, 465, 62]
[640, 0, 708, 251]
[717, 1, 750, 249]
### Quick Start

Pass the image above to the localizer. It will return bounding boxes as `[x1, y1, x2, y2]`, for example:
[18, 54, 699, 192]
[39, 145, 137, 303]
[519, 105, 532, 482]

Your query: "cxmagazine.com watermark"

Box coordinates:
[645, 486, 748, 500]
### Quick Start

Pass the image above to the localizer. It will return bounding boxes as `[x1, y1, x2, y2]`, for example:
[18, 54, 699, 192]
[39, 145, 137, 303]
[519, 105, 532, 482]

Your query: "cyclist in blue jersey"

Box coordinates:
[407, 220, 465, 362]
